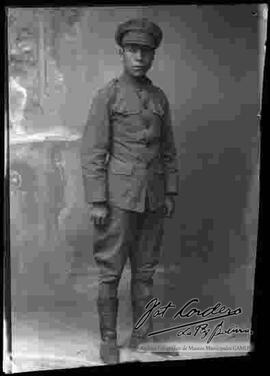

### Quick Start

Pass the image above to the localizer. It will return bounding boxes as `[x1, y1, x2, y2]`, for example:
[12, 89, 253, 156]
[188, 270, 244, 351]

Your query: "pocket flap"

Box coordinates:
[112, 99, 140, 115]
[110, 158, 133, 175]
[155, 167, 165, 175]
[148, 101, 164, 118]
[150, 158, 165, 174]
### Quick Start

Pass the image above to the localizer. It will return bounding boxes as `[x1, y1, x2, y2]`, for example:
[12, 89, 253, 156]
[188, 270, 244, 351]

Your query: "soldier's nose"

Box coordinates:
[135, 49, 143, 60]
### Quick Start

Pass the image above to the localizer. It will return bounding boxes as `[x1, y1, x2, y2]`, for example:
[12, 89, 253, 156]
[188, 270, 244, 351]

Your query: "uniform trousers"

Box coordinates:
[93, 196, 164, 302]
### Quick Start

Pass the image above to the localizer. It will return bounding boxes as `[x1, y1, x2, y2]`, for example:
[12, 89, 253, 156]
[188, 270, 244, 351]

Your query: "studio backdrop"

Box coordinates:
[5, 4, 263, 372]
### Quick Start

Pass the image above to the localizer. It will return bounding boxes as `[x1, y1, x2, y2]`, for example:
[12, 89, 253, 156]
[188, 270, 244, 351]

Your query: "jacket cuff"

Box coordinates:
[165, 172, 179, 195]
[83, 177, 107, 203]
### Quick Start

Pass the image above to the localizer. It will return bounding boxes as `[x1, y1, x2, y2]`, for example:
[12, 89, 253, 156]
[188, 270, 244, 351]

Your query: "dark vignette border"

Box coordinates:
[1, 0, 267, 374]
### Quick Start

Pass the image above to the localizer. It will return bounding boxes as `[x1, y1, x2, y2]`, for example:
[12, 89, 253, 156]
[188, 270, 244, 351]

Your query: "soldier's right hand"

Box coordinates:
[88, 202, 109, 226]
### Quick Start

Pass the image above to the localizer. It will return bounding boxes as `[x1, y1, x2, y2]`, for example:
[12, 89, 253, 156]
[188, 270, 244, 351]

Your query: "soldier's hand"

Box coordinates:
[163, 195, 175, 217]
[88, 202, 109, 226]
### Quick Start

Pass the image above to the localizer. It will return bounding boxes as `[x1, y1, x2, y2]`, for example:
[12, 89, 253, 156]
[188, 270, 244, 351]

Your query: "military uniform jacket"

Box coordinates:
[81, 72, 179, 212]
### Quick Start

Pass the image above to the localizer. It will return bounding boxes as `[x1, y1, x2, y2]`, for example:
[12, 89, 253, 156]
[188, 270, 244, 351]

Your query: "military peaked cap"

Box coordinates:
[115, 18, 163, 49]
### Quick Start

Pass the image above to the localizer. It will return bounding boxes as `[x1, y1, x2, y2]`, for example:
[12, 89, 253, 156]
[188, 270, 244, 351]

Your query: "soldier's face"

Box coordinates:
[120, 44, 155, 78]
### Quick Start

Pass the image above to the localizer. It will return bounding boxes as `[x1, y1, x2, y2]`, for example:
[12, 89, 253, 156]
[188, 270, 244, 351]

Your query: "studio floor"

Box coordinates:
[5, 260, 253, 373]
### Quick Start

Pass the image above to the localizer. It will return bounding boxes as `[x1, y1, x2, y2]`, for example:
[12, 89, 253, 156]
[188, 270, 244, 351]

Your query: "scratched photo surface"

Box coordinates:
[6, 4, 263, 372]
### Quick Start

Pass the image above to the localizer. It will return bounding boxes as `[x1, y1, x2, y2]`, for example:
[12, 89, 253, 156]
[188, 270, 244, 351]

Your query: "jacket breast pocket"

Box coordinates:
[148, 101, 165, 119]
[155, 167, 165, 175]
[109, 157, 133, 175]
[112, 100, 140, 116]
[150, 158, 165, 175]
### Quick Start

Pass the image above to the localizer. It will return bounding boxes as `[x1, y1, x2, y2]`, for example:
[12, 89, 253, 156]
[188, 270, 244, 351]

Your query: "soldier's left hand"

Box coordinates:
[163, 195, 175, 217]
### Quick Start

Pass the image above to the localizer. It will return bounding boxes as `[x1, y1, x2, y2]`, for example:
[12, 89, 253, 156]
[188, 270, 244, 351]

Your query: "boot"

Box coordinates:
[129, 297, 154, 350]
[97, 297, 120, 364]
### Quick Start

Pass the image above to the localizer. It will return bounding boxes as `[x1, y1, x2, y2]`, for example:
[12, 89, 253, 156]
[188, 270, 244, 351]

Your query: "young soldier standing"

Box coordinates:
[81, 18, 179, 364]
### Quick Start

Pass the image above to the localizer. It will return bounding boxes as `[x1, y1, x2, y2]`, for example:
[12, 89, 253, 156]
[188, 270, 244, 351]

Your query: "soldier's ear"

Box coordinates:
[118, 47, 124, 59]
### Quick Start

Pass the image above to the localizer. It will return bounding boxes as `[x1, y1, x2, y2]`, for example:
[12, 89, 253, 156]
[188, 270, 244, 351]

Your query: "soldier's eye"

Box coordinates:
[142, 47, 153, 55]
[125, 46, 137, 53]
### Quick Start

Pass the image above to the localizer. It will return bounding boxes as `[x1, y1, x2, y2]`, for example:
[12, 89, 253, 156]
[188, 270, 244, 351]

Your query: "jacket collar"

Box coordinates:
[119, 71, 152, 89]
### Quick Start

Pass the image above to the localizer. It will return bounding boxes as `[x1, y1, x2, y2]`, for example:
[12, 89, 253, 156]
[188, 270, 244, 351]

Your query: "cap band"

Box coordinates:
[121, 31, 155, 49]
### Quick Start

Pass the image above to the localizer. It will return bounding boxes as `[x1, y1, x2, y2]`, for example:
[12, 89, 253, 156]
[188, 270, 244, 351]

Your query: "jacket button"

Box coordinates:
[145, 120, 150, 129]
[141, 136, 149, 146]
[129, 200, 136, 209]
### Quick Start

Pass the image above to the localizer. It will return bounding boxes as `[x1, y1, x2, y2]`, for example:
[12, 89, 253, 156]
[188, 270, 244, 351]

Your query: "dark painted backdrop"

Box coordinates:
[9, 5, 261, 335]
